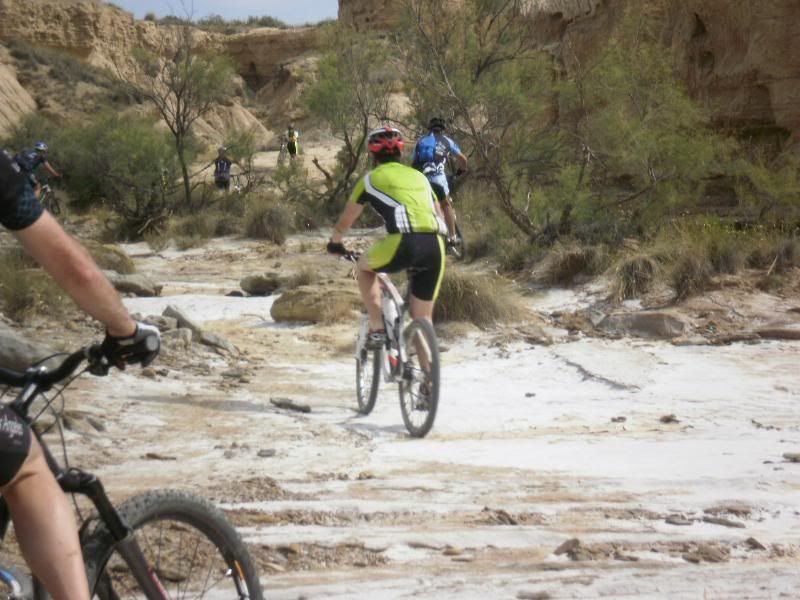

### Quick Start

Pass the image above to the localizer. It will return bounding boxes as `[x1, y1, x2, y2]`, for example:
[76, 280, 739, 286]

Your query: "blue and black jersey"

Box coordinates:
[0, 150, 43, 230]
[411, 132, 462, 177]
[14, 149, 46, 174]
[214, 157, 232, 181]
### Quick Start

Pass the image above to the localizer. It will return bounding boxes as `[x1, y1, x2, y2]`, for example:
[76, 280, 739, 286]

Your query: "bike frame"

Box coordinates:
[0, 376, 169, 600]
[355, 273, 409, 383]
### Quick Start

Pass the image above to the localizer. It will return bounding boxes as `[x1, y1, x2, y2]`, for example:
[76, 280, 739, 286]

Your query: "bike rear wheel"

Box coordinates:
[398, 319, 440, 438]
[81, 490, 262, 600]
[451, 222, 466, 259]
[0, 564, 33, 600]
[356, 345, 381, 415]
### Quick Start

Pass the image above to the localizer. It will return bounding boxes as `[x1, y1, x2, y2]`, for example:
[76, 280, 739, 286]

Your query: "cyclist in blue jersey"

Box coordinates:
[411, 117, 468, 242]
[0, 150, 159, 600]
[14, 141, 61, 199]
[211, 145, 242, 192]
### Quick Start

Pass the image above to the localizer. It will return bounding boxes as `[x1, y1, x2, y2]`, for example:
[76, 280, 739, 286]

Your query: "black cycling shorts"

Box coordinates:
[215, 178, 230, 190]
[0, 406, 31, 487]
[287, 141, 297, 156]
[367, 233, 446, 302]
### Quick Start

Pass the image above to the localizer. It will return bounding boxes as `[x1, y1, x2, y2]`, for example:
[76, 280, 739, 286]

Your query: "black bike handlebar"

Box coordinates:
[0, 344, 105, 389]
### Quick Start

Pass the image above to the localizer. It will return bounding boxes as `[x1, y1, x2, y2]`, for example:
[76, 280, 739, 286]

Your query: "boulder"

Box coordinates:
[162, 306, 202, 339]
[270, 282, 361, 323]
[755, 324, 800, 341]
[598, 311, 688, 339]
[142, 315, 178, 332]
[161, 327, 193, 351]
[240, 272, 284, 296]
[0, 322, 54, 371]
[199, 331, 237, 354]
[103, 272, 162, 297]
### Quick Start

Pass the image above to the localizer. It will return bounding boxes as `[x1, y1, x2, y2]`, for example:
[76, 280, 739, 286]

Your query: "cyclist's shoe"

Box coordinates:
[101, 322, 161, 369]
[366, 329, 387, 350]
[446, 236, 463, 257]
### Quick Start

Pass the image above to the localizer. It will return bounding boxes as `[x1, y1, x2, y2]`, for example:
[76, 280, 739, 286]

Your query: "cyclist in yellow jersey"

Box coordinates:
[328, 127, 447, 348]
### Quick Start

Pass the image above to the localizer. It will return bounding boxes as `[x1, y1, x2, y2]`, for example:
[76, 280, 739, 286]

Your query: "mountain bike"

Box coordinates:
[445, 171, 467, 259]
[344, 253, 440, 438]
[38, 180, 61, 216]
[230, 173, 245, 194]
[0, 342, 263, 600]
[277, 142, 288, 166]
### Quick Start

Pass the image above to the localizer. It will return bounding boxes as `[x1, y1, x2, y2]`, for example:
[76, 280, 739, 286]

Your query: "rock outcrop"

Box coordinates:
[338, 0, 403, 32]
[0, 59, 35, 136]
[338, 0, 800, 137]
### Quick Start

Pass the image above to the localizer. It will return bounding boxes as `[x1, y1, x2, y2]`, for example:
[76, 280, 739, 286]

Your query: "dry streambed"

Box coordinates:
[29, 236, 800, 599]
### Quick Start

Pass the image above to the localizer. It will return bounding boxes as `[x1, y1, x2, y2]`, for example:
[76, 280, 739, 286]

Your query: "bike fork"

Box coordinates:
[63, 470, 169, 600]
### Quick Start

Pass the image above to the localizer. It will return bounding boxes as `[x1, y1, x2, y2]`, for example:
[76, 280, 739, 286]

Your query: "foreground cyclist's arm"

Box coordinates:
[329, 201, 364, 246]
[14, 212, 136, 337]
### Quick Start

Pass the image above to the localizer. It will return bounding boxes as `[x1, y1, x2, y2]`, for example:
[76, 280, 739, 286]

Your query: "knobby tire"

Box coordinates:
[398, 319, 440, 438]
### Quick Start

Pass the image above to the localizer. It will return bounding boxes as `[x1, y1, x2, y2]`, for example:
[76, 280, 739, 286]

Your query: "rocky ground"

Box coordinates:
[2, 223, 800, 599]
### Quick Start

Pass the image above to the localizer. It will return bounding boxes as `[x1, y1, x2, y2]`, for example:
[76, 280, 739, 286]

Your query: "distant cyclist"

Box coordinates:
[327, 127, 447, 349]
[411, 117, 467, 243]
[14, 141, 61, 199]
[211, 146, 242, 192]
[286, 124, 299, 160]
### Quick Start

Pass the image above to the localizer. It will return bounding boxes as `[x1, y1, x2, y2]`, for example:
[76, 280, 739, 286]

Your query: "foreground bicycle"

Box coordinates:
[344, 253, 440, 438]
[0, 342, 262, 600]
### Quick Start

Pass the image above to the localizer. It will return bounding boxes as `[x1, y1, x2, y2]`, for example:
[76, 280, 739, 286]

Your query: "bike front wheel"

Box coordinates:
[81, 490, 262, 600]
[356, 345, 381, 415]
[398, 319, 440, 438]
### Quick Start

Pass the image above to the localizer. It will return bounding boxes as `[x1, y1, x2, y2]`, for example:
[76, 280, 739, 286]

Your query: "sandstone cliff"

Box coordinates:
[0, 51, 35, 135]
[338, 0, 800, 138]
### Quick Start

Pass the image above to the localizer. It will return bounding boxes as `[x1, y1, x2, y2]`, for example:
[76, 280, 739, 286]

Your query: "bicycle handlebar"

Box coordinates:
[0, 344, 106, 390]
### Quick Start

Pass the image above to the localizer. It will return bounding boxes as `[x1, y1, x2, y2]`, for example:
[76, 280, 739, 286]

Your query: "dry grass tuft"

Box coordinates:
[434, 270, 525, 327]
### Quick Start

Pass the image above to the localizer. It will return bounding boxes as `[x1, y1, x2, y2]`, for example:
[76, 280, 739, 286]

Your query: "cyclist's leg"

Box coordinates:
[429, 177, 456, 238]
[0, 413, 90, 600]
[360, 234, 406, 330]
[408, 234, 446, 322]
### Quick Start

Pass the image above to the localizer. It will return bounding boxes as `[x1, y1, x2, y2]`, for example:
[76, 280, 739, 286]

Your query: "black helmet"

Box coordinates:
[428, 117, 446, 131]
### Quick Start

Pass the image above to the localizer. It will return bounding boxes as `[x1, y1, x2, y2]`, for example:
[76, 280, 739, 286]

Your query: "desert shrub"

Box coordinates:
[535, 243, 609, 285]
[245, 196, 293, 245]
[284, 266, 320, 290]
[0, 254, 64, 322]
[144, 12, 157, 21]
[434, 270, 525, 327]
[610, 254, 660, 302]
[81, 241, 136, 274]
[6, 40, 116, 90]
[670, 253, 713, 302]
[170, 213, 216, 239]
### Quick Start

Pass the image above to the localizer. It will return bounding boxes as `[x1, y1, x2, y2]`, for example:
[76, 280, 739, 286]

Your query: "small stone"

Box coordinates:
[357, 471, 375, 480]
[783, 453, 800, 463]
[660, 414, 680, 424]
[451, 555, 475, 562]
[270, 397, 311, 413]
[87, 416, 106, 432]
[141, 368, 157, 379]
[143, 452, 177, 461]
[223, 450, 235, 459]
[745, 537, 767, 551]
[525, 392, 536, 398]
[443, 546, 463, 556]
[611, 416, 627, 423]
[702, 516, 745, 529]
[517, 593, 551, 600]
[682, 544, 729, 564]
[554, 538, 581, 555]
[257, 449, 277, 458]
[262, 562, 285, 573]
[665, 515, 693, 526]
[613, 551, 639, 562]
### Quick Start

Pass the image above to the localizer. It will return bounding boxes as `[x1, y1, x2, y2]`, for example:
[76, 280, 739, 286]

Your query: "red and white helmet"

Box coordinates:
[367, 127, 404, 157]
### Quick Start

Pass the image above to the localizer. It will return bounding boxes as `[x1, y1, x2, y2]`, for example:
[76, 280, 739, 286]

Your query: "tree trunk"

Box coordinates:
[176, 137, 191, 207]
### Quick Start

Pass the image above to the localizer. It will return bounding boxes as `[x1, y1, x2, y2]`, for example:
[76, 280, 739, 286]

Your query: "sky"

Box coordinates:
[110, 0, 339, 25]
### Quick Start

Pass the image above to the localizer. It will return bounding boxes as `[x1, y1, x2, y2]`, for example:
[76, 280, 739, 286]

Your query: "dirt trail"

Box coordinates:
[35, 232, 800, 599]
